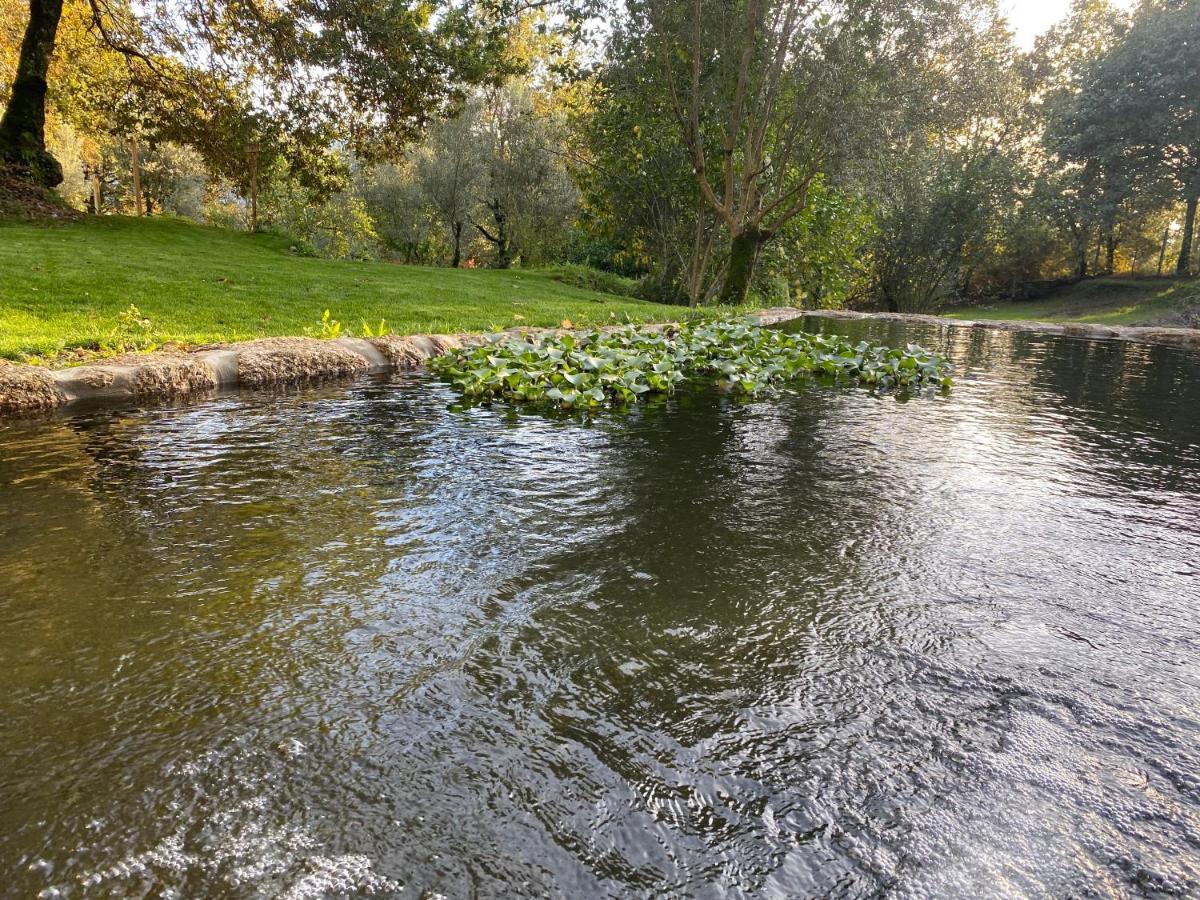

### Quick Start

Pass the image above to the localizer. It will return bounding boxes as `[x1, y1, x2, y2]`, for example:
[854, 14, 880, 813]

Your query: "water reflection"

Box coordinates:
[1, 327, 1199, 898]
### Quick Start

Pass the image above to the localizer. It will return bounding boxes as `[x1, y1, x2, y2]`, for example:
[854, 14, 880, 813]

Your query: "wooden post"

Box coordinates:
[131, 136, 142, 216]
[247, 143, 260, 232]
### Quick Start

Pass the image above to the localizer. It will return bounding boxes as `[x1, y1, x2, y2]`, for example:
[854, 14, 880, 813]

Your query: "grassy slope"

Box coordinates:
[944, 276, 1184, 326]
[0, 216, 689, 359]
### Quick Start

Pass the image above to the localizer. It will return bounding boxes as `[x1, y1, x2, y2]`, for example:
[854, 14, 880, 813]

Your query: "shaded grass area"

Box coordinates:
[0, 216, 700, 360]
[945, 276, 1188, 326]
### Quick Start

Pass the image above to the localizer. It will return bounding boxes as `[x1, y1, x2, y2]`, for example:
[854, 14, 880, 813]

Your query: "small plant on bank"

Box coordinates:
[431, 319, 952, 410]
[319, 309, 343, 339]
[360, 318, 389, 338]
[107, 304, 158, 354]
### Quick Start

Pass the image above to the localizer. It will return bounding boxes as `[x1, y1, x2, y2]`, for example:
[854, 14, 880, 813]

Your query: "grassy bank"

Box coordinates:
[0, 216, 695, 360]
[945, 276, 1188, 326]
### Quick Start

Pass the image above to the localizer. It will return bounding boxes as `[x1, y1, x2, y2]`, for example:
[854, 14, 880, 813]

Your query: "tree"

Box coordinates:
[361, 161, 441, 264]
[0, 0, 64, 184]
[472, 79, 578, 268]
[416, 105, 484, 267]
[1, 0, 514, 186]
[580, 22, 722, 304]
[867, 14, 1034, 310]
[635, 0, 994, 305]
[1034, 0, 1129, 278]
[1082, 0, 1200, 275]
[762, 175, 876, 309]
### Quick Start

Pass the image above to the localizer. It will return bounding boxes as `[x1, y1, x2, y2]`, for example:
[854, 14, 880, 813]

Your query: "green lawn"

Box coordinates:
[944, 276, 1186, 326]
[0, 215, 694, 360]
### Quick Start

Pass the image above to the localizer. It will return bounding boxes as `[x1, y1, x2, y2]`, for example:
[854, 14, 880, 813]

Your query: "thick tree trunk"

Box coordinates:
[0, 0, 64, 187]
[1177, 193, 1197, 277]
[131, 138, 142, 215]
[475, 200, 511, 269]
[1072, 227, 1088, 279]
[450, 221, 462, 268]
[718, 227, 769, 306]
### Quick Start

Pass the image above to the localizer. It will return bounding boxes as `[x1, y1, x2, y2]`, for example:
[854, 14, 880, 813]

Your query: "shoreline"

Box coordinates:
[798, 308, 1200, 348]
[2, 307, 1197, 418]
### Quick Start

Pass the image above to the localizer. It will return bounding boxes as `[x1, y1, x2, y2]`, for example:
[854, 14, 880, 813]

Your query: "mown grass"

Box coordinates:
[0, 215, 706, 361]
[945, 276, 1186, 326]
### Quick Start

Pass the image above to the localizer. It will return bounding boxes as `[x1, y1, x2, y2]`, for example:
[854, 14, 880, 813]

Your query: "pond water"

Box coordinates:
[2, 319, 1199, 899]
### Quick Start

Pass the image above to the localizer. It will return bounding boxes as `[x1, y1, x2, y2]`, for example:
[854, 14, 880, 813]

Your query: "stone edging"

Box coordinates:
[1, 307, 1195, 418]
[0, 334, 470, 417]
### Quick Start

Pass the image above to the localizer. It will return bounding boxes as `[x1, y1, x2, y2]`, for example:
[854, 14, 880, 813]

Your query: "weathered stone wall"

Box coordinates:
[0, 335, 462, 417]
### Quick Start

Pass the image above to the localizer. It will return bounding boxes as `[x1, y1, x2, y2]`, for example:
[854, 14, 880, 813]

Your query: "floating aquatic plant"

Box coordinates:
[431, 319, 951, 409]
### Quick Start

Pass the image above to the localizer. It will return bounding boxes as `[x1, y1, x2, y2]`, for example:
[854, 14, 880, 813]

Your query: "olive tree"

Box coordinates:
[472, 80, 578, 268]
[415, 104, 485, 267]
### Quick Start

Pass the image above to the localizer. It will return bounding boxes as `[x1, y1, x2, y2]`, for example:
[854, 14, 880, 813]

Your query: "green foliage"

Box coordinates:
[431, 320, 951, 409]
[107, 303, 157, 353]
[261, 160, 382, 260]
[762, 175, 877, 309]
[360, 318, 389, 338]
[318, 309, 343, 339]
[565, 232, 645, 279]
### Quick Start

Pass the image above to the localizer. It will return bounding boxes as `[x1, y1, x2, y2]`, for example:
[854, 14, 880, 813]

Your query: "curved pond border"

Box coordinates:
[1, 307, 1196, 418]
[799, 308, 1200, 349]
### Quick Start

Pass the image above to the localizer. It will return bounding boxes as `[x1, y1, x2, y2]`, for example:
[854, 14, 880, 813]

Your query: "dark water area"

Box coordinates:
[1, 319, 1199, 898]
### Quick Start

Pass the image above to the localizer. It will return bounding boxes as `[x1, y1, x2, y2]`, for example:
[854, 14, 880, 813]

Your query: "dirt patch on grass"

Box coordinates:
[0, 168, 81, 221]
[232, 338, 371, 386]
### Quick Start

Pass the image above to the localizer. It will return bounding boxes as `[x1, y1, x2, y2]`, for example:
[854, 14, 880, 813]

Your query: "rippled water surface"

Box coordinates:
[2, 319, 1199, 899]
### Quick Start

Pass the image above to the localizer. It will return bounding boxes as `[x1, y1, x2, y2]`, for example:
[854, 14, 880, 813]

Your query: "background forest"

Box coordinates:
[2, 0, 1197, 313]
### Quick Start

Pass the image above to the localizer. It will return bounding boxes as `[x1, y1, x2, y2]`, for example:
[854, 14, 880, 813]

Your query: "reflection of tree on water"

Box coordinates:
[1026, 336, 1200, 490]
[799, 316, 1200, 494]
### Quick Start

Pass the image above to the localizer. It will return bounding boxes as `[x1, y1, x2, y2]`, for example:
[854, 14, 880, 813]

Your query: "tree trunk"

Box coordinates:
[1104, 228, 1116, 273]
[131, 138, 143, 216]
[1177, 193, 1197, 277]
[718, 227, 769, 306]
[475, 200, 511, 269]
[1157, 226, 1170, 276]
[451, 221, 462, 268]
[1072, 227, 1088, 278]
[0, 0, 64, 186]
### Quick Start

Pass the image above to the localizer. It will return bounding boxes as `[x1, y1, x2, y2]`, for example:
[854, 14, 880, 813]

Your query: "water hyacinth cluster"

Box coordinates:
[430, 320, 952, 409]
